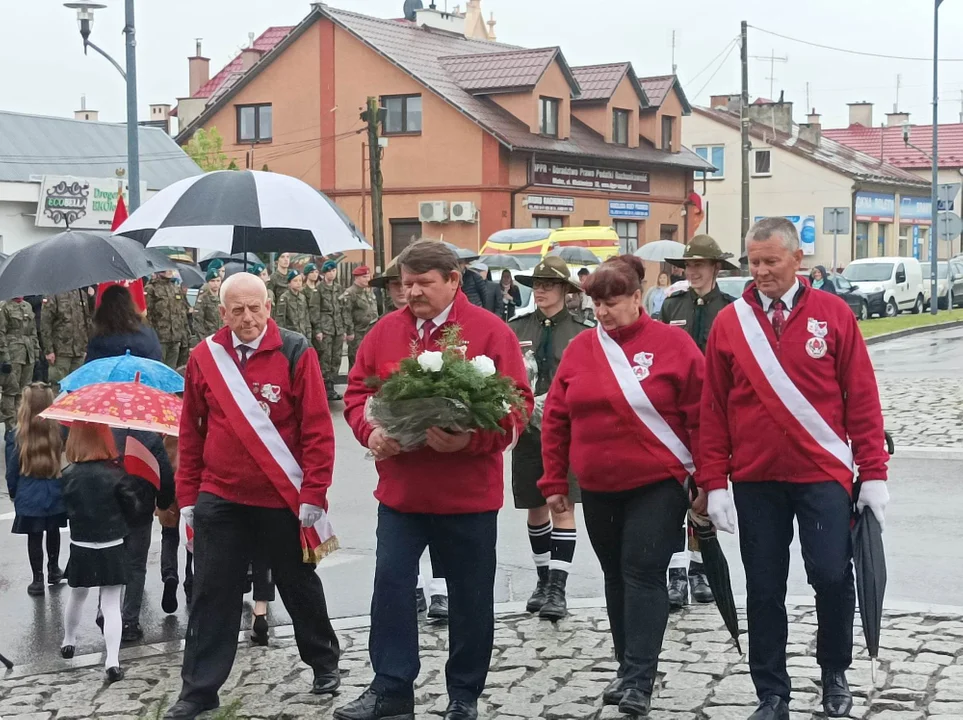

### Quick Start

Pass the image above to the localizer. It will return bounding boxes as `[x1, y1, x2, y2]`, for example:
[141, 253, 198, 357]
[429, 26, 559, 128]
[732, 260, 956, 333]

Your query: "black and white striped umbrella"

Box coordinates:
[114, 170, 370, 256]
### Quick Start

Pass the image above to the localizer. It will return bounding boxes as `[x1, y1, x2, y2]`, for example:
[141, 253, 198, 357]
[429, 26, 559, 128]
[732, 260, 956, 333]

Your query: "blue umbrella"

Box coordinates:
[60, 351, 184, 394]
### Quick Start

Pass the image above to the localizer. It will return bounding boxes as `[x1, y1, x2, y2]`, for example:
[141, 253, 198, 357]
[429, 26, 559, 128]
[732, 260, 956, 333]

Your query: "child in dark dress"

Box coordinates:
[5, 383, 67, 596]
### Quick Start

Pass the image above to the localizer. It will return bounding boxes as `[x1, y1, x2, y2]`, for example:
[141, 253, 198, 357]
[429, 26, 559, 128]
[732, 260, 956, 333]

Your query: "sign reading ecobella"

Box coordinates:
[34, 176, 146, 230]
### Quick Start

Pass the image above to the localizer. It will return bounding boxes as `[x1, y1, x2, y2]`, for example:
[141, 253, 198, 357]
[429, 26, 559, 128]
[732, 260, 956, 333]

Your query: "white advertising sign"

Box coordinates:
[34, 176, 146, 230]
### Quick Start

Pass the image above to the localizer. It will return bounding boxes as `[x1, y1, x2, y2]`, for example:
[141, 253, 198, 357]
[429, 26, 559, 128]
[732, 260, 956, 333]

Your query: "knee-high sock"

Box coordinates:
[550, 527, 577, 573]
[528, 521, 552, 568]
[63, 586, 90, 647]
[100, 585, 123, 669]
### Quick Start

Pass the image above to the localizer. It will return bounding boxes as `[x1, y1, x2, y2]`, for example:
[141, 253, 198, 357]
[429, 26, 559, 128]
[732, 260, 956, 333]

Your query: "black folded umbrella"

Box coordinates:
[685, 478, 742, 654]
[852, 483, 887, 684]
[0, 650, 13, 669]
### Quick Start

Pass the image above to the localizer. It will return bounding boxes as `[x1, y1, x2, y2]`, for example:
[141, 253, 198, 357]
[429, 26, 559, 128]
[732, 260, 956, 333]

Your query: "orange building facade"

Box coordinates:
[175, 4, 712, 262]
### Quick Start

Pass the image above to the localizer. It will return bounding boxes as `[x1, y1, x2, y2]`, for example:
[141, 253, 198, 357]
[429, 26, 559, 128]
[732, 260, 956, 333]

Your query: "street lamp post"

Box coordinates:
[65, 0, 141, 211]
[930, 0, 944, 315]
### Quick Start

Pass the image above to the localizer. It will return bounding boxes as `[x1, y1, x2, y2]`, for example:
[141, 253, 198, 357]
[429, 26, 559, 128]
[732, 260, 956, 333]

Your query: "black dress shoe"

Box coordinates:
[162, 577, 179, 614]
[688, 569, 714, 604]
[163, 700, 220, 720]
[822, 669, 853, 718]
[602, 676, 625, 706]
[428, 595, 449, 620]
[443, 699, 478, 720]
[526, 566, 550, 613]
[106, 666, 125, 683]
[251, 614, 269, 646]
[415, 588, 427, 613]
[60, 645, 75, 659]
[121, 622, 144, 643]
[667, 568, 688, 610]
[748, 696, 790, 720]
[333, 688, 415, 720]
[312, 670, 341, 695]
[618, 687, 651, 716]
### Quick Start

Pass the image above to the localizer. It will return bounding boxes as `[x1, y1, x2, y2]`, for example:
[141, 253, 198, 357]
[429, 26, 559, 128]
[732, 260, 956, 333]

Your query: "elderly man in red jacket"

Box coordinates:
[340, 241, 532, 720]
[163, 272, 340, 720]
[699, 217, 890, 720]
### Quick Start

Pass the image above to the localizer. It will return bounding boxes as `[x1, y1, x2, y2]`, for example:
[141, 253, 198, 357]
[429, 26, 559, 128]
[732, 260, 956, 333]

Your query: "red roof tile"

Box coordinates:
[822, 124, 963, 169]
[193, 26, 295, 99]
[571, 63, 631, 101]
[441, 48, 558, 93]
[639, 75, 675, 107]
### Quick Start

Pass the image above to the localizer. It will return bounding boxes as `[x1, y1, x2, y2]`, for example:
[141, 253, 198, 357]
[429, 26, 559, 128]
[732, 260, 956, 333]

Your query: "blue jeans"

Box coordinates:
[369, 504, 497, 703]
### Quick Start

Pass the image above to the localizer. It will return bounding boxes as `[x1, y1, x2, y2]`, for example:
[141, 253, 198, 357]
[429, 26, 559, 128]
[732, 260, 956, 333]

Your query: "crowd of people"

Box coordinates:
[1, 218, 889, 720]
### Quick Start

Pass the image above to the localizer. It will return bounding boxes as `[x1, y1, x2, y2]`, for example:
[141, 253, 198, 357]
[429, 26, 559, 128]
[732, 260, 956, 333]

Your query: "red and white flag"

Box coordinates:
[124, 435, 160, 490]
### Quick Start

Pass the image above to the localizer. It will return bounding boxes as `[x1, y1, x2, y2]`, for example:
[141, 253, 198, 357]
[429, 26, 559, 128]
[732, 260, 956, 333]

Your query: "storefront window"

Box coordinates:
[898, 225, 911, 257]
[614, 221, 640, 254]
[855, 222, 870, 259]
[532, 216, 563, 229]
[877, 223, 889, 257]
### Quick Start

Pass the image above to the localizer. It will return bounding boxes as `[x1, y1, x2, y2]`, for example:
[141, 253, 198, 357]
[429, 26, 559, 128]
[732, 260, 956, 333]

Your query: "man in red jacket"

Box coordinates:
[699, 217, 890, 720]
[163, 273, 340, 720]
[340, 241, 532, 720]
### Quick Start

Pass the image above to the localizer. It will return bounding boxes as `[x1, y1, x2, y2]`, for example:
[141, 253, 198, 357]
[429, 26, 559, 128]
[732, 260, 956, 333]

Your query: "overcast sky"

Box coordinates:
[5, 0, 963, 132]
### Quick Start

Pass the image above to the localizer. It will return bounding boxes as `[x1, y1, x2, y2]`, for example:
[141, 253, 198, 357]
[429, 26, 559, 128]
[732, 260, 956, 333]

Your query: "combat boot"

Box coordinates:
[526, 566, 550, 613]
[668, 568, 688, 610]
[539, 569, 569, 621]
[27, 571, 45, 596]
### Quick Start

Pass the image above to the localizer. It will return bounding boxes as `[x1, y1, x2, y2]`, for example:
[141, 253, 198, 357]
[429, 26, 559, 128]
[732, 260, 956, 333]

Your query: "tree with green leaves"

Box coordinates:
[185, 128, 230, 172]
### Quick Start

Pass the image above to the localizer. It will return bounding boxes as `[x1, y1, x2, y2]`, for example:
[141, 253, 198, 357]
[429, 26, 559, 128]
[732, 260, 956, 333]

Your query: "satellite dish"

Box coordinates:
[403, 0, 424, 21]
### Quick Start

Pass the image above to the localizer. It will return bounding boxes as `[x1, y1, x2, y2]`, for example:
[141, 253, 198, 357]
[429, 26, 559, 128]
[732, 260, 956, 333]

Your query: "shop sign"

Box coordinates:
[525, 195, 575, 214]
[35, 175, 145, 229]
[754, 215, 816, 256]
[609, 200, 650, 219]
[854, 191, 896, 222]
[912, 226, 921, 259]
[899, 195, 932, 225]
[532, 159, 650, 195]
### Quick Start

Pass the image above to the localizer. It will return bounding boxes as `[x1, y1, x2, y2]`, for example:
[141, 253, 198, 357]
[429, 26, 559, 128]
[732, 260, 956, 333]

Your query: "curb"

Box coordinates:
[894, 445, 963, 460]
[865, 318, 963, 345]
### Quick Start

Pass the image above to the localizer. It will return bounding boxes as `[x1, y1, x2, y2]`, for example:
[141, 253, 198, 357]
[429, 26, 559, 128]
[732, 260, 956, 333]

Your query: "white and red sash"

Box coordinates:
[194, 337, 338, 564]
[728, 298, 854, 482]
[594, 324, 694, 482]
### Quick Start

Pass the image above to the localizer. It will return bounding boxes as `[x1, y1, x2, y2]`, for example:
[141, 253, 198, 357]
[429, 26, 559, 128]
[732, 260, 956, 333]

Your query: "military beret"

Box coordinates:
[353, 265, 371, 277]
[321, 260, 338, 273]
[286, 270, 299, 283]
[248, 263, 266, 276]
[303, 262, 318, 275]
[205, 268, 219, 282]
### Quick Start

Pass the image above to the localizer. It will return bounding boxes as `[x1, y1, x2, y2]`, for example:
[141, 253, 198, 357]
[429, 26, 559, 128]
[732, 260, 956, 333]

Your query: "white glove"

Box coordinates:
[856, 480, 889, 530]
[299, 503, 325, 529]
[707, 489, 737, 534]
[181, 505, 195, 529]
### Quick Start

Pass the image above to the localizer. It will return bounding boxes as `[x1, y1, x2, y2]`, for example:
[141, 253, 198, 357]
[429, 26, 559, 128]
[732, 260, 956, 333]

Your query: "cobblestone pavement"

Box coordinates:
[877, 378, 963, 449]
[2, 603, 963, 719]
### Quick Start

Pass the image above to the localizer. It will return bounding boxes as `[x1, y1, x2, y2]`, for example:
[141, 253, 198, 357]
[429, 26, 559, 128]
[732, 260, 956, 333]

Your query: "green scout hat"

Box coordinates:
[286, 270, 299, 284]
[321, 260, 338, 273]
[248, 263, 266, 276]
[206, 258, 225, 271]
[515, 255, 583, 293]
[666, 234, 740, 271]
[303, 262, 318, 275]
[370, 260, 401, 289]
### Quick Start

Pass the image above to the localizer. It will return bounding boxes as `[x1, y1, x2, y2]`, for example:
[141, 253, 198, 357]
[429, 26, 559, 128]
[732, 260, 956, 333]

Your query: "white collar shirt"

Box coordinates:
[760, 279, 800, 320]
[232, 325, 268, 362]
[415, 301, 454, 337]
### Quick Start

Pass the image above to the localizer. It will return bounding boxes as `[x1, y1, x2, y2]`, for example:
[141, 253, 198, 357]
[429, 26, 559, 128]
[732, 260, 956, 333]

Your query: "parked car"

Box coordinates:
[922, 260, 963, 309]
[829, 275, 870, 320]
[716, 275, 752, 298]
[842, 257, 925, 318]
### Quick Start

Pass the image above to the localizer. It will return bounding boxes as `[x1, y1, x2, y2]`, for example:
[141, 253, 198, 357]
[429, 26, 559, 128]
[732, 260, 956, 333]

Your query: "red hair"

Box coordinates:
[583, 255, 646, 301]
[65, 421, 118, 463]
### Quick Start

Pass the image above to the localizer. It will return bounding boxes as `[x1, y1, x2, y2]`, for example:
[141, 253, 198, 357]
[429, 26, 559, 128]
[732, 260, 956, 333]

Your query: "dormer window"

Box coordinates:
[661, 116, 675, 151]
[613, 109, 629, 145]
[539, 97, 559, 137]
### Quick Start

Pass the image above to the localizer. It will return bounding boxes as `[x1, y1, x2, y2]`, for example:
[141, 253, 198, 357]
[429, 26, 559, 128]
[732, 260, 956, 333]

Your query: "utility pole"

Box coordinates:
[362, 96, 386, 311]
[930, 0, 943, 315]
[124, 0, 140, 210]
[740, 20, 751, 255]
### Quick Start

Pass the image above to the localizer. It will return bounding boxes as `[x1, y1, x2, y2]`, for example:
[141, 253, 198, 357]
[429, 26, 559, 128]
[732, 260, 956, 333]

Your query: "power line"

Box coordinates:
[692, 40, 739, 100]
[685, 37, 739, 85]
[749, 24, 963, 62]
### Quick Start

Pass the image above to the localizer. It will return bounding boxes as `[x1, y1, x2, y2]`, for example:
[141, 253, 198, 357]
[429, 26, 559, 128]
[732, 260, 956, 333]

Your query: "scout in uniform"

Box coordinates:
[341, 266, 379, 370]
[191, 269, 223, 345]
[145, 271, 190, 370]
[41, 289, 91, 388]
[0, 297, 39, 429]
[317, 260, 348, 402]
[659, 233, 740, 609]
[248, 264, 276, 307]
[275, 270, 312, 338]
[266, 252, 292, 300]
[510, 256, 594, 621]
[302, 263, 324, 351]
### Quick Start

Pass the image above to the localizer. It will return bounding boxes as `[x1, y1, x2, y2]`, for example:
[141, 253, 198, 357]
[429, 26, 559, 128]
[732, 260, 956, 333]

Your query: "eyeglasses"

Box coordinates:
[532, 280, 563, 291]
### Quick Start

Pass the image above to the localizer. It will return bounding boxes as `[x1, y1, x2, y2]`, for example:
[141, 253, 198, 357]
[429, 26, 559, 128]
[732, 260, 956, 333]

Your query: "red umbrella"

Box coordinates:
[40, 380, 180, 436]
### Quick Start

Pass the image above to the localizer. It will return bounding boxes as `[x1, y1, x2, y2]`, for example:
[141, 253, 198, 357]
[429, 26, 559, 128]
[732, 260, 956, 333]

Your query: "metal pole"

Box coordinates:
[833, 222, 839, 274]
[930, 0, 941, 315]
[740, 20, 751, 258]
[124, 0, 141, 211]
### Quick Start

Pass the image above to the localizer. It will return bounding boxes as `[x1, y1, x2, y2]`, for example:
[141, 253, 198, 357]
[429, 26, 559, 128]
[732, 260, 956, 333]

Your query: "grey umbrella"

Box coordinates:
[442, 241, 480, 262]
[0, 230, 175, 301]
[174, 262, 207, 289]
[547, 247, 601, 265]
[480, 254, 524, 271]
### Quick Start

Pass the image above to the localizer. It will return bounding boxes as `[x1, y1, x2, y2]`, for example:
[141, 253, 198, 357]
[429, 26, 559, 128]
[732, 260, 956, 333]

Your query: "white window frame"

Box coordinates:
[693, 145, 725, 180]
[752, 149, 772, 177]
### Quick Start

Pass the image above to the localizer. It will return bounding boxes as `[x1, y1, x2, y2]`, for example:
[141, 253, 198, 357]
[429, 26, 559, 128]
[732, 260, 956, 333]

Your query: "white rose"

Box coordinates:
[470, 355, 497, 377]
[417, 351, 444, 372]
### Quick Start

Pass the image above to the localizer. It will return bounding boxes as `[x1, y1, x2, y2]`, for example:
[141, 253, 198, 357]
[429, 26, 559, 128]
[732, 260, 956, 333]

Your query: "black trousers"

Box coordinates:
[733, 481, 855, 703]
[122, 523, 152, 625]
[370, 504, 497, 703]
[160, 525, 193, 593]
[581, 479, 687, 693]
[179, 493, 340, 706]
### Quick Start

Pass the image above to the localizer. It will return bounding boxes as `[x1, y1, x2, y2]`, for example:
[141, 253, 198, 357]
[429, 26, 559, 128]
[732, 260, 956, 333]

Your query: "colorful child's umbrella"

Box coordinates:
[40, 380, 181, 436]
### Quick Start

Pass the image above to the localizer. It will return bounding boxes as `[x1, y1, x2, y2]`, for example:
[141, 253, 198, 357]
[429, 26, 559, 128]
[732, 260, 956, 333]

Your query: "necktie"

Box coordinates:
[238, 344, 252, 369]
[420, 319, 436, 347]
[771, 300, 787, 339]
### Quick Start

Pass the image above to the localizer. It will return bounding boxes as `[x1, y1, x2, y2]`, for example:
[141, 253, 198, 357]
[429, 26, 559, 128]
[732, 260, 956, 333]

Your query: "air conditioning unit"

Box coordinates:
[419, 201, 449, 223]
[450, 201, 477, 223]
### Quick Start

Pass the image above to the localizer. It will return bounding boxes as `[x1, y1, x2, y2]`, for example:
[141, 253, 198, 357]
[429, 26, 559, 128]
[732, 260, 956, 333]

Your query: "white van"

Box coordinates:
[842, 257, 925, 318]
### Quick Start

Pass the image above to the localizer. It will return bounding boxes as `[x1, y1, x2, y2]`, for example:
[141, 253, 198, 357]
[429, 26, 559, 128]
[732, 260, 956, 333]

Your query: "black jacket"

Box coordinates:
[483, 280, 506, 318]
[61, 460, 145, 543]
[85, 324, 163, 363]
[461, 269, 488, 308]
[111, 428, 175, 527]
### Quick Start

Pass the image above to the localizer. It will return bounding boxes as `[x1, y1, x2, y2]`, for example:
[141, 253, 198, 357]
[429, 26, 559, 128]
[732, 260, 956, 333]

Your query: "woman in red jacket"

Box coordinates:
[539, 255, 705, 717]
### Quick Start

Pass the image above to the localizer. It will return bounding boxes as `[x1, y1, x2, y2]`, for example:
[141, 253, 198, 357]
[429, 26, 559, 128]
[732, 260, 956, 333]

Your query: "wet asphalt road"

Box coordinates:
[1, 329, 961, 670]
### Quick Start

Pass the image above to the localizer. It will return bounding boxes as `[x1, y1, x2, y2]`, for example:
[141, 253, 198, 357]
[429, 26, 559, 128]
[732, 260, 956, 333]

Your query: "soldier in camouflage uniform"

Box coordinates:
[41, 289, 91, 388]
[302, 263, 324, 347]
[145, 271, 191, 369]
[0, 298, 39, 429]
[248, 264, 276, 307]
[191, 268, 223, 346]
[266, 252, 292, 300]
[317, 260, 348, 401]
[275, 271, 312, 338]
[510, 256, 594, 622]
[341, 266, 378, 369]
[660, 233, 739, 610]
